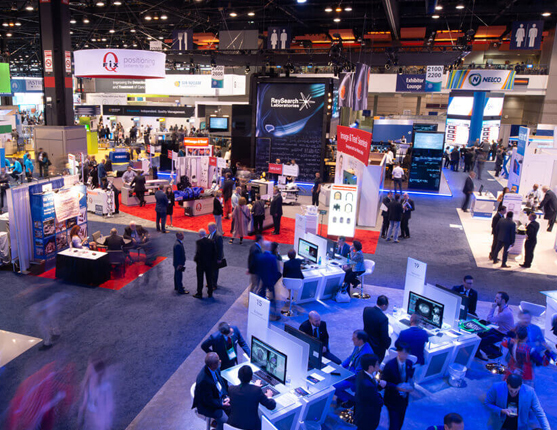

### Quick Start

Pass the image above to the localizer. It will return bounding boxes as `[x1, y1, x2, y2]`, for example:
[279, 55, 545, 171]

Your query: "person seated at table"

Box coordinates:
[69, 225, 97, 250]
[124, 221, 149, 249]
[105, 228, 125, 251]
[334, 236, 351, 258]
[299, 311, 341, 364]
[282, 249, 304, 279]
[341, 240, 365, 293]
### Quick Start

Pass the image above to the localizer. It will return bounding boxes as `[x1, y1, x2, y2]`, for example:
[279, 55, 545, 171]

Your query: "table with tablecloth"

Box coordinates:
[55, 248, 110, 285]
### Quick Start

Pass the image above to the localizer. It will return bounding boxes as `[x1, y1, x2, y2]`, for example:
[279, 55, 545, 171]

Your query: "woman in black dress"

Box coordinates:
[166, 186, 175, 227]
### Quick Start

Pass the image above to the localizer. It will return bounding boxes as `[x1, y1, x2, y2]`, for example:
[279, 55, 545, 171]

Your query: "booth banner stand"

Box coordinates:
[327, 184, 358, 238]
[247, 292, 270, 346]
[402, 257, 427, 311]
[507, 126, 530, 192]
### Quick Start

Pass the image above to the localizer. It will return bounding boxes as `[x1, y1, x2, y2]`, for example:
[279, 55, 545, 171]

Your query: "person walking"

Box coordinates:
[230, 197, 251, 245]
[256, 241, 281, 320]
[386, 194, 403, 243]
[208, 222, 224, 289]
[381, 192, 393, 239]
[131, 173, 146, 207]
[400, 193, 414, 239]
[495, 148, 504, 177]
[166, 186, 175, 227]
[251, 194, 266, 235]
[492, 212, 516, 268]
[475, 142, 488, 180]
[193, 229, 216, 299]
[222, 173, 234, 219]
[247, 235, 264, 294]
[489, 206, 506, 261]
[521, 213, 539, 268]
[311, 172, 322, 206]
[270, 187, 283, 235]
[172, 232, 189, 294]
[539, 185, 557, 232]
[354, 354, 385, 430]
[462, 171, 475, 212]
[213, 190, 224, 235]
[392, 163, 404, 195]
[154, 185, 169, 233]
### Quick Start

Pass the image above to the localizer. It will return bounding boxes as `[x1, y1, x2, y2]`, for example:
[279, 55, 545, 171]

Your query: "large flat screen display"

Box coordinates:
[445, 118, 470, 145]
[408, 132, 445, 191]
[414, 132, 445, 150]
[209, 117, 229, 131]
[483, 97, 504, 117]
[408, 291, 444, 328]
[251, 336, 288, 385]
[447, 96, 474, 116]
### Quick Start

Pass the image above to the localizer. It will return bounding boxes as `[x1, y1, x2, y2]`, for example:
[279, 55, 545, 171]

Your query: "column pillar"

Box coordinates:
[540, 29, 557, 124]
[39, 0, 73, 126]
[468, 91, 486, 146]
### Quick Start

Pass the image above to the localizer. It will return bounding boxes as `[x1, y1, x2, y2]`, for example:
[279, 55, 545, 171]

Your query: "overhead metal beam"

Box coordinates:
[381, 0, 399, 40]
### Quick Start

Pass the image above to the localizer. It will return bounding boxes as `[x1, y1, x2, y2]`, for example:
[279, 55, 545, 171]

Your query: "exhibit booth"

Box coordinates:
[221, 293, 353, 430]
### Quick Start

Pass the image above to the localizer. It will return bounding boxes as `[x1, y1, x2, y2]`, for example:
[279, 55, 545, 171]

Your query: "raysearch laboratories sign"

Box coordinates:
[74, 49, 166, 79]
[270, 92, 316, 110]
[447, 70, 516, 90]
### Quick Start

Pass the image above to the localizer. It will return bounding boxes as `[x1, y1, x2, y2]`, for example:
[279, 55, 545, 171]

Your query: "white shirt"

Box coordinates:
[392, 166, 404, 179]
[386, 151, 394, 164]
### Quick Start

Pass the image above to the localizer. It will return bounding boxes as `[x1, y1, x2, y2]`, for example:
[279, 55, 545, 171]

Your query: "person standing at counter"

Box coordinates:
[396, 314, 428, 365]
[222, 173, 234, 219]
[251, 194, 266, 235]
[201, 322, 251, 371]
[521, 213, 539, 268]
[24, 155, 34, 182]
[131, 173, 146, 207]
[154, 185, 169, 233]
[242, 184, 256, 204]
[355, 354, 385, 430]
[227, 365, 276, 430]
[213, 190, 224, 235]
[97, 158, 107, 189]
[363, 295, 391, 362]
[461, 171, 475, 212]
[270, 187, 283, 235]
[311, 172, 322, 206]
[122, 165, 137, 185]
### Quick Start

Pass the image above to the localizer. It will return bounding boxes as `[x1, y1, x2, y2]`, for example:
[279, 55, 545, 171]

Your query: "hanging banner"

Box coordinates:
[352, 63, 370, 111]
[327, 184, 358, 238]
[172, 29, 194, 51]
[507, 126, 530, 192]
[74, 49, 166, 79]
[145, 74, 246, 97]
[396, 74, 426, 92]
[183, 137, 209, 146]
[54, 187, 82, 222]
[267, 27, 291, 50]
[510, 21, 544, 50]
[211, 66, 225, 89]
[447, 70, 515, 90]
[338, 72, 354, 108]
[336, 125, 372, 166]
[425, 65, 444, 92]
[44, 50, 53, 73]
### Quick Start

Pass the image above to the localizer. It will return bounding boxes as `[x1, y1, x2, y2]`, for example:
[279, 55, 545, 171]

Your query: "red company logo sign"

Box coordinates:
[102, 52, 119, 73]
[195, 203, 202, 212]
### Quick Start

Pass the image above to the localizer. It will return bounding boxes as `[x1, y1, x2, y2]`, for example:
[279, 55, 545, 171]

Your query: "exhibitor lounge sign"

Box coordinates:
[74, 49, 166, 79]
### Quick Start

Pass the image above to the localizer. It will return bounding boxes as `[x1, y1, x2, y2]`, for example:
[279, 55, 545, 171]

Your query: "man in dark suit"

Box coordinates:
[222, 173, 234, 219]
[386, 194, 403, 242]
[461, 171, 475, 212]
[105, 228, 125, 251]
[124, 221, 150, 258]
[270, 187, 283, 235]
[193, 229, 216, 299]
[283, 249, 304, 279]
[381, 192, 393, 239]
[208, 222, 224, 288]
[355, 354, 385, 430]
[452, 275, 478, 315]
[242, 184, 256, 205]
[256, 242, 281, 320]
[213, 191, 224, 235]
[489, 206, 506, 261]
[201, 322, 251, 370]
[363, 295, 391, 362]
[521, 213, 540, 268]
[154, 184, 168, 233]
[335, 330, 374, 406]
[335, 236, 351, 258]
[248, 235, 263, 294]
[131, 173, 146, 207]
[396, 314, 429, 365]
[173, 232, 188, 295]
[492, 211, 516, 268]
[400, 193, 414, 239]
[251, 195, 266, 235]
[299, 311, 341, 364]
[540, 185, 557, 232]
[192, 353, 230, 430]
[227, 365, 276, 430]
[381, 342, 415, 430]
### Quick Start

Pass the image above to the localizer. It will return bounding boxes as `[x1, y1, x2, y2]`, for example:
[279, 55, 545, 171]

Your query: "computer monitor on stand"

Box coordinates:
[284, 324, 323, 370]
[251, 336, 288, 386]
[298, 238, 318, 265]
[435, 283, 471, 320]
[407, 291, 445, 329]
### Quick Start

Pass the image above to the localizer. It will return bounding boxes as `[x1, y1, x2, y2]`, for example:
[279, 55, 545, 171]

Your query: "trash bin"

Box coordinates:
[448, 363, 467, 387]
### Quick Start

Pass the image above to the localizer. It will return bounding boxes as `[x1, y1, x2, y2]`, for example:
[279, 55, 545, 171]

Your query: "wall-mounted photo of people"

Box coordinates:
[55, 219, 67, 234]
[45, 236, 56, 255]
[66, 216, 78, 230]
[43, 218, 56, 236]
[56, 233, 69, 251]
[35, 239, 44, 256]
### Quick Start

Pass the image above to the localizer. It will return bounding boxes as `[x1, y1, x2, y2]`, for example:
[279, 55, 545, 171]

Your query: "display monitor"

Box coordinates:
[298, 238, 318, 264]
[413, 132, 445, 150]
[407, 292, 444, 328]
[447, 96, 474, 116]
[483, 96, 504, 117]
[284, 324, 323, 370]
[435, 283, 471, 320]
[209, 117, 229, 131]
[251, 336, 288, 385]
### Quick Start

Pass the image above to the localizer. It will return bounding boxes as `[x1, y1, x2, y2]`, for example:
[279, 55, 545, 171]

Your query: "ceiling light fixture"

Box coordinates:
[325, 7, 332, 12]
[113, 0, 122, 4]
[83, 17, 90, 23]
[161, 14, 168, 19]
[25, 1, 34, 11]
[297, 0, 307, 3]
[345, 7, 352, 11]
[248, 11, 255, 16]
[144, 14, 152, 20]
[15, 21, 21, 26]
[70, 18, 76, 24]
[2, 22, 8, 27]
[542, 12, 551, 17]
[334, 17, 341, 22]
[130, 28, 136, 32]
[456, 4, 464, 9]
[435, 5, 443, 10]
[6, 33, 12, 37]
[96, 1, 105, 6]
[229, 12, 237, 17]
[109, 29, 115, 33]
[432, 14, 440, 19]
[335, 7, 342, 12]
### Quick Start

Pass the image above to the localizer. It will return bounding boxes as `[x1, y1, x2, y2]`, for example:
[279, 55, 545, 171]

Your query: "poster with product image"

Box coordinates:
[328, 184, 358, 237]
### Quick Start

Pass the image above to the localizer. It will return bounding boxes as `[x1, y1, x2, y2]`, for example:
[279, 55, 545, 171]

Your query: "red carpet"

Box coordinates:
[38, 256, 166, 291]
[119, 199, 380, 254]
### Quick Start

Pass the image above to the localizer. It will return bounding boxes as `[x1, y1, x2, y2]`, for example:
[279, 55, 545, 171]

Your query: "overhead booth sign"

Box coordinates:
[74, 49, 166, 79]
[447, 70, 516, 90]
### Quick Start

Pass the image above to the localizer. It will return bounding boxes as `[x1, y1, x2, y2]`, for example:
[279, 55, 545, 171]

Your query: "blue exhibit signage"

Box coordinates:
[517, 126, 529, 156]
[396, 74, 426, 92]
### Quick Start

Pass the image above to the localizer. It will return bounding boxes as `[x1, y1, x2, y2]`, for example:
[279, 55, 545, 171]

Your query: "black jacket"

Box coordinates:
[227, 383, 276, 430]
[381, 196, 392, 216]
[401, 198, 415, 220]
[270, 194, 283, 217]
[105, 234, 125, 251]
[283, 258, 304, 279]
[491, 212, 504, 235]
[463, 176, 474, 194]
[495, 218, 516, 244]
[248, 243, 263, 274]
[222, 179, 234, 200]
[213, 197, 223, 216]
[192, 366, 228, 417]
[173, 239, 186, 268]
[363, 306, 391, 358]
[195, 237, 216, 269]
[382, 357, 414, 408]
[124, 225, 149, 241]
[155, 190, 169, 213]
[355, 370, 384, 430]
[242, 189, 256, 205]
[201, 326, 250, 370]
[210, 230, 224, 261]
[526, 220, 540, 243]
[299, 319, 329, 349]
[131, 175, 146, 192]
[252, 200, 266, 217]
[388, 200, 403, 222]
[540, 190, 557, 218]
[451, 285, 478, 315]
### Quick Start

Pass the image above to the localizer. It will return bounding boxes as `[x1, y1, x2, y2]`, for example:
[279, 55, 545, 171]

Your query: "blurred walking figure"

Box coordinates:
[30, 292, 67, 350]
[78, 353, 115, 430]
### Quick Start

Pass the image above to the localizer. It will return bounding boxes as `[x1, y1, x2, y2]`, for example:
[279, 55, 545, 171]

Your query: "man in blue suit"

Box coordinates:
[484, 374, 550, 430]
[172, 232, 188, 295]
[154, 184, 169, 233]
[396, 313, 429, 365]
[256, 241, 281, 320]
[201, 322, 251, 371]
[334, 330, 373, 406]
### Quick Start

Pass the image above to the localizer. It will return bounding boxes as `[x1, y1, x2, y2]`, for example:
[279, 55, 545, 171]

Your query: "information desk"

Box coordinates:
[388, 312, 481, 383]
[121, 179, 170, 206]
[221, 359, 352, 430]
[470, 192, 497, 218]
[55, 248, 110, 286]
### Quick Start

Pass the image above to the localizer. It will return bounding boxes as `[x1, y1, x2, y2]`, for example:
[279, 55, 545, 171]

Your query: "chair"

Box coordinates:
[107, 250, 126, 278]
[92, 231, 107, 251]
[190, 383, 212, 430]
[281, 278, 304, 317]
[352, 259, 375, 300]
[519, 301, 546, 317]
